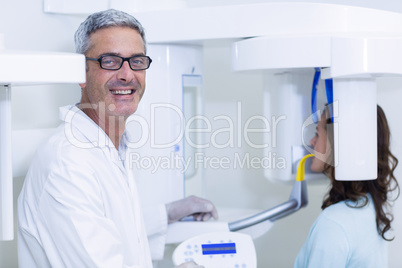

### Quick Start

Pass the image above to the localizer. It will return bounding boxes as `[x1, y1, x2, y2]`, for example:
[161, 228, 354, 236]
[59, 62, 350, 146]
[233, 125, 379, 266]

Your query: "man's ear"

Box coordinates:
[79, 83, 86, 89]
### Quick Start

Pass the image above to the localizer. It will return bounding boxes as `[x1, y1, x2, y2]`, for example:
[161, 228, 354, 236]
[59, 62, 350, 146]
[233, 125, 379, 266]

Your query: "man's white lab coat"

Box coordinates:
[17, 105, 153, 268]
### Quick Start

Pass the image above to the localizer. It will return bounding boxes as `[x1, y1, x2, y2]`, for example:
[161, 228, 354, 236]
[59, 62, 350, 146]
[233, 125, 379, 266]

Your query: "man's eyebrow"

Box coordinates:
[99, 52, 146, 57]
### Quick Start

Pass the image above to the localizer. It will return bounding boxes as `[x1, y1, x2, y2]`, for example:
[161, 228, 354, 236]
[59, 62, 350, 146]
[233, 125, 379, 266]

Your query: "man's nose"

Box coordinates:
[117, 61, 135, 82]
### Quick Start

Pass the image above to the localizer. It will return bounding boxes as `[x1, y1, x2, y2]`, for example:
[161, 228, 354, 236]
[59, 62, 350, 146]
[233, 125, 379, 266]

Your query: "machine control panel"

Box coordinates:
[172, 232, 257, 268]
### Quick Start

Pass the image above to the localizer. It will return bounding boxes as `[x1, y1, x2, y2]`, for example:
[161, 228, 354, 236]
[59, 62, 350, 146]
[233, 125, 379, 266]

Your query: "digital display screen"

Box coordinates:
[201, 243, 237, 255]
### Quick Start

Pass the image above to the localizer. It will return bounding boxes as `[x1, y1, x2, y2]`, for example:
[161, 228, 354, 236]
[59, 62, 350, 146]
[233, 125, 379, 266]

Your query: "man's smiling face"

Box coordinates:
[79, 26, 146, 119]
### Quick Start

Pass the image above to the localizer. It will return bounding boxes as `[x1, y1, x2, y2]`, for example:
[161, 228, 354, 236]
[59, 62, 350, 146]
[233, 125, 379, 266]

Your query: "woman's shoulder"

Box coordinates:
[319, 195, 374, 227]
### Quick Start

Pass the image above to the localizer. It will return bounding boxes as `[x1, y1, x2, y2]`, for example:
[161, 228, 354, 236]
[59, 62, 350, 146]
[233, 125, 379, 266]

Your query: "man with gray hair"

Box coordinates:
[18, 9, 216, 268]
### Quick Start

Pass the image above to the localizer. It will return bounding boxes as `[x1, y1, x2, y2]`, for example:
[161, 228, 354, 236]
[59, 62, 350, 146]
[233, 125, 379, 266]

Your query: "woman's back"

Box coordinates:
[294, 195, 387, 268]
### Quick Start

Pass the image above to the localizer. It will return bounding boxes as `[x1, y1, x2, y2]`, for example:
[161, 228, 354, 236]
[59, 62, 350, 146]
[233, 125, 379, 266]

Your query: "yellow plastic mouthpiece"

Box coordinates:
[296, 154, 315, 181]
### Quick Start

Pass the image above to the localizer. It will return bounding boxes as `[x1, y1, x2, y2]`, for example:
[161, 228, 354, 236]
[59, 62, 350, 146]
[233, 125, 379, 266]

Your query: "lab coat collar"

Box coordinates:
[59, 105, 131, 171]
[59, 105, 130, 152]
[60, 105, 112, 149]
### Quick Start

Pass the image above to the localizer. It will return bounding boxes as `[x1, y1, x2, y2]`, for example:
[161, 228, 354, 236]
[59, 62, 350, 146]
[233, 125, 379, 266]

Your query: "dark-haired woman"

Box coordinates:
[294, 105, 399, 268]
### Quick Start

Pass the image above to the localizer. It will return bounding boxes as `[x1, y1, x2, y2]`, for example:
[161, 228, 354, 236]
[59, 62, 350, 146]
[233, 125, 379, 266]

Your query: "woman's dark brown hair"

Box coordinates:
[321, 105, 399, 241]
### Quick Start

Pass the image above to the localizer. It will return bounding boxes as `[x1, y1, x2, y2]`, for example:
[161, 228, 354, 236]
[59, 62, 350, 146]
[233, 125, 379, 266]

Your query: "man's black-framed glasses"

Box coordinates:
[86, 55, 152, 71]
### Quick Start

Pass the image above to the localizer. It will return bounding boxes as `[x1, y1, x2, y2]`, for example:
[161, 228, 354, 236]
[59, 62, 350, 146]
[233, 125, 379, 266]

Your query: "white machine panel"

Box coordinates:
[172, 232, 257, 268]
[131, 44, 202, 207]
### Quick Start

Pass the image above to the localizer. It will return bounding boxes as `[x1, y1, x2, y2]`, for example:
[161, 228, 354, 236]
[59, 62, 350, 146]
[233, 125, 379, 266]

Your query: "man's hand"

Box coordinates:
[165, 195, 219, 224]
[174, 261, 205, 268]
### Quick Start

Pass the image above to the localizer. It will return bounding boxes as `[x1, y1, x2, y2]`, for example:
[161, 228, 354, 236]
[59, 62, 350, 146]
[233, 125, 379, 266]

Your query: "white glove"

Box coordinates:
[174, 261, 205, 268]
[165, 195, 219, 224]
